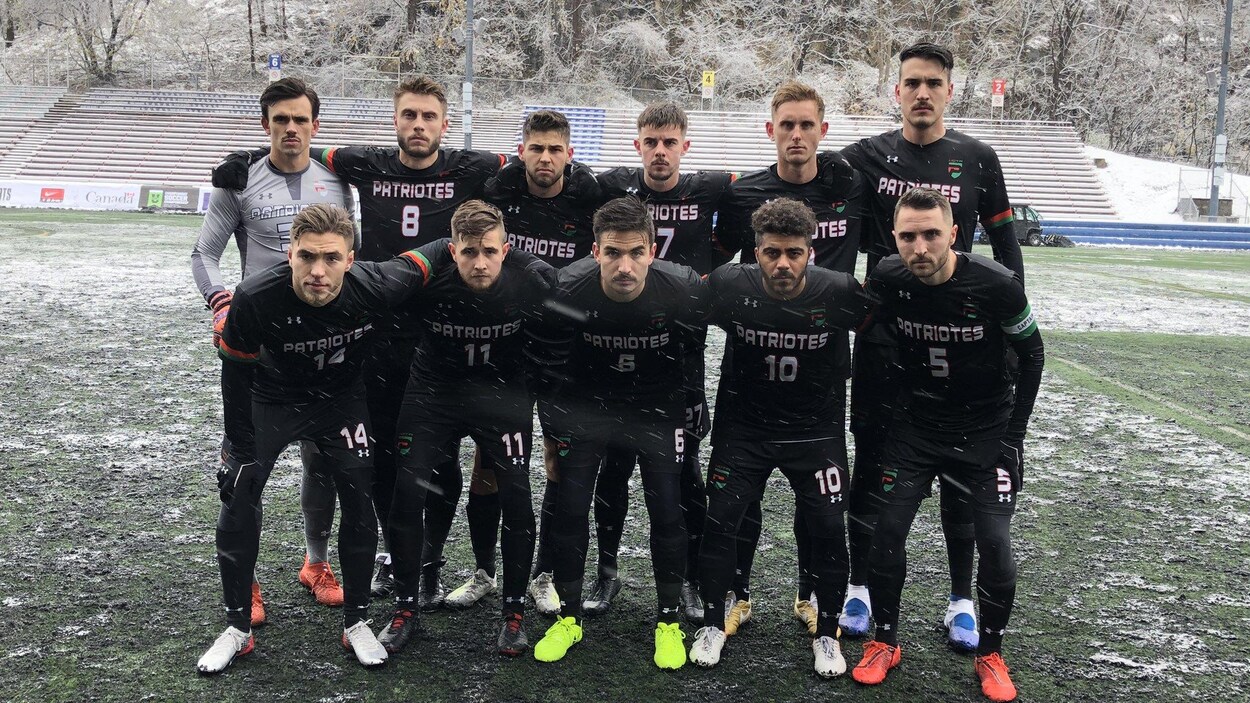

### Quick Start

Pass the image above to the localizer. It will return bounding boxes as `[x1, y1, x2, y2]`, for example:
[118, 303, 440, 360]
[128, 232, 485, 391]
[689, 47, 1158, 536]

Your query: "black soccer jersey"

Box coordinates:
[715, 154, 867, 274]
[403, 241, 557, 389]
[708, 263, 872, 442]
[598, 167, 735, 275]
[840, 129, 1021, 279]
[315, 146, 505, 261]
[483, 159, 600, 268]
[543, 257, 708, 404]
[866, 252, 1039, 440]
[218, 249, 433, 403]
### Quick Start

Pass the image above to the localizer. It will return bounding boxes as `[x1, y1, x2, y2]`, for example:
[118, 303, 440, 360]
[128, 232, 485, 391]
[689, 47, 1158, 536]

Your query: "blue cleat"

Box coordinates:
[944, 596, 980, 652]
[838, 585, 871, 637]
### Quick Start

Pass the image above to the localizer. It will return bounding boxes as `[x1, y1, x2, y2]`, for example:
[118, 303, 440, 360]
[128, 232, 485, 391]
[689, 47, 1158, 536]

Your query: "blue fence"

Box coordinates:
[1045, 220, 1250, 250]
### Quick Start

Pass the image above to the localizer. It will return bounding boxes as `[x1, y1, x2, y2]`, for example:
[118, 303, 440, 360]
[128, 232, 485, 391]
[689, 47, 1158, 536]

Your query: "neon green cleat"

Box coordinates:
[653, 622, 687, 670]
[533, 616, 583, 663]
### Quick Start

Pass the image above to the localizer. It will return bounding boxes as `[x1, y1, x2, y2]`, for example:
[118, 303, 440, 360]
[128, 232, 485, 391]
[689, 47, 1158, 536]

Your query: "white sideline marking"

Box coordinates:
[1052, 356, 1250, 442]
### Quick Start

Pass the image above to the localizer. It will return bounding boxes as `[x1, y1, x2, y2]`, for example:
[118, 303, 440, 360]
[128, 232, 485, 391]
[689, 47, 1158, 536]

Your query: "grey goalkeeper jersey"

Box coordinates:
[191, 158, 355, 301]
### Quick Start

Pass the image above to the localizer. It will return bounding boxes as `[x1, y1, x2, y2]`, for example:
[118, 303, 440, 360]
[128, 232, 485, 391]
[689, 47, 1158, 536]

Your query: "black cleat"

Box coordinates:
[370, 556, 394, 598]
[497, 613, 529, 657]
[582, 576, 622, 617]
[681, 580, 704, 625]
[377, 603, 418, 654]
[418, 564, 445, 612]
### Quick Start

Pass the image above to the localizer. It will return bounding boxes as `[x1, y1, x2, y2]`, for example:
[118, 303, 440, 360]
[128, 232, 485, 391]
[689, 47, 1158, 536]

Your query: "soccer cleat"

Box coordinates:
[812, 635, 847, 678]
[582, 576, 622, 617]
[528, 571, 560, 616]
[723, 593, 752, 636]
[196, 626, 254, 675]
[975, 652, 1018, 702]
[377, 603, 418, 654]
[680, 581, 704, 625]
[794, 595, 819, 635]
[370, 555, 394, 598]
[839, 585, 871, 637]
[852, 640, 901, 685]
[299, 556, 345, 607]
[945, 597, 980, 652]
[445, 569, 498, 609]
[418, 567, 445, 612]
[533, 616, 583, 662]
[689, 626, 726, 668]
[653, 621, 687, 670]
[497, 613, 528, 657]
[342, 620, 388, 667]
[250, 581, 266, 627]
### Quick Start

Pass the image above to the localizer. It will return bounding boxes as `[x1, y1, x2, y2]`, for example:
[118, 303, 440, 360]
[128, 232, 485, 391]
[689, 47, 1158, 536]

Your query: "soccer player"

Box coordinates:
[432, 109, 600, 616]
[530, 196, 707, 670]
[689, 198, 872, 678]
[196, 204, 434, 674]
[713, 80, 869, 636]
[850, 187, 1042, 703]
[590, 102, 734, 621]
[839, 42, 1025, 649]
[191, 78, 355, 623]
[374, 200, 557, 658]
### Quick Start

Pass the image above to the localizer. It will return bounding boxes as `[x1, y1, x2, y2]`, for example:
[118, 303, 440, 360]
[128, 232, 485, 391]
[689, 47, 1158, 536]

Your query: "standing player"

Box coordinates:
[375, 201, 557, 658]
[689, 198, 871, 677]
[590, 102, 734, 621]
[191, 78, 355, 624]
[839, 42, 1025, 649]
[530, 196, 708, 670]
[713, 80, 870, 636]
[196, 204, 435, 674]
[850, 187, 1042, 703]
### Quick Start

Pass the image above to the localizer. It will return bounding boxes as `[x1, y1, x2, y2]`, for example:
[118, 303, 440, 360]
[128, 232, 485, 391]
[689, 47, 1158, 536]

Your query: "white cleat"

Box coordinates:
[196, 626, 254, 675]
[342, 620, 389, 667]
[445, 569, 498, 608]
[812, 635, 847, 678]
[690, 626, 726, 668]
[528, 572, 560, 616]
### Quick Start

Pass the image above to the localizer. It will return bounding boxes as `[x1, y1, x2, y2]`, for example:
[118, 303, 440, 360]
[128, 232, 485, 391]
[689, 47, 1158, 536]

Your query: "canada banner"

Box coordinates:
[0, 180, 143, 210]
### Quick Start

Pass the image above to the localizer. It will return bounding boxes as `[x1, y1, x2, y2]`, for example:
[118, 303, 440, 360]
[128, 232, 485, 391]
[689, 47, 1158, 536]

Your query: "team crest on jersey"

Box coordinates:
[960, 300, 980, 319]
[832, 200, 846, 214]
[881, 467, 898, 492]
[397, 433, 412, 456]
[810, 307, 827, 327]
[561, 223, 578, 237]
[948, 160, 964, 179]
[708, 464, 731, 490]
[650, 312, 668, 330]
[555, 436, 572, 457]
[314, 181, 327, 195]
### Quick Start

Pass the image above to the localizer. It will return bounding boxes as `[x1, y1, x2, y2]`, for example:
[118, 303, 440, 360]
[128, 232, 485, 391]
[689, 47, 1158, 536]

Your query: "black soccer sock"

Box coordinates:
[733, 500, 763, 601]
[846, 512, 878, 587]
[333, 465, 377, 629]
[495, 469, 535, 617]
[941, 485, 976, 601]
[386, 463, 433, 601]
[555, 577, 584, 621]
[867, 501, 921, 647]
[466, 490, 500, 578]
[656, 580, 683, 625]
[698, 497, 749, 631]
[848, 429, 884, 586]
[794, 505, 814, 601]
[680, 450, 707, 582]
[593, 453, 633, 579]
[532, 479, 559, 577]
[640, 469, 687, 623]
[974, 510, 1017, 656]
[421, 459, 462, 571]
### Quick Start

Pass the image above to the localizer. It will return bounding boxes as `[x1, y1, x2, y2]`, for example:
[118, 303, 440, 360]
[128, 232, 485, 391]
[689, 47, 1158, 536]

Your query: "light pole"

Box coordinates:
[1208, 0, 1234, 220]
[462, 0, 476, 150]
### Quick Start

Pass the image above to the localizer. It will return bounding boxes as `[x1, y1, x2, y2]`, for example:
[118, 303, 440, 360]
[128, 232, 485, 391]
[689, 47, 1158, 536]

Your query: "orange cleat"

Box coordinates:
[299, 556, 345, 607]
[975, 652, 1018, 702]
[250, 581, 266, 627]
[851, 640, 901, 685]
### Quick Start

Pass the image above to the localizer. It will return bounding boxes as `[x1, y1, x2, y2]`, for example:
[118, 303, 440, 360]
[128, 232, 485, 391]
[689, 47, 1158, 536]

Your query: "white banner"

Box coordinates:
[0, 180, 143, 211]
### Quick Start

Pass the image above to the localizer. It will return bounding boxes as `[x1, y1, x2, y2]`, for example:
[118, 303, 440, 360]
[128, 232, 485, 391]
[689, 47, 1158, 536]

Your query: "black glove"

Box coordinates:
[998, 438, 1024, 492]
[217, 453, 258, 504]
[211, 148, 269, 190]
[817, 150, 855, 190]
[563, 160, 601, 202]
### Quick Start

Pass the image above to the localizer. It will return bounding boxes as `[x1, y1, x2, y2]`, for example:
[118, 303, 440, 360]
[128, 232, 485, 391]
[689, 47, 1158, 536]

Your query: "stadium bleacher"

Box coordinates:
[0, 85, 1116, 218]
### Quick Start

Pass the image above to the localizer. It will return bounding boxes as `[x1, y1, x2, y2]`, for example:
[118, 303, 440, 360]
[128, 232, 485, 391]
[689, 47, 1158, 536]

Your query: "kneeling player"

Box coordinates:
[376, 201, 556, 657]
[196, 204, 433, 674]
[850, 188, 1043, 703]
[690, 198, 871, 677]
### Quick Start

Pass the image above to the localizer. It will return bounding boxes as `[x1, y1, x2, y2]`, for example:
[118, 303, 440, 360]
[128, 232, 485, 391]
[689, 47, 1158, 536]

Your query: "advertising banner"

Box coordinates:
[0, 181, 142, 210]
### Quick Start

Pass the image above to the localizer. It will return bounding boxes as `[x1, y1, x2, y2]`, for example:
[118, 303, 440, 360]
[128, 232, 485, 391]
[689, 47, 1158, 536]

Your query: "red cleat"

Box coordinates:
[250, 581, 266, 627]
[299, 556, 345, 607]
[852, 640, 901, 685]
[975, 652, 1018, 702]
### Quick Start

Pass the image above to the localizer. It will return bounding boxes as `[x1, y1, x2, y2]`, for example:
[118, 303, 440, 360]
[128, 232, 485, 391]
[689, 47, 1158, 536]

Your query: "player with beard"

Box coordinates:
[689, 198, 872, 678]
[838, 43, 1024, 650]
[851, 188, 1042, 703]
[193, 78, 355, 625]
[587, 102, 733, 622]
[196, 204, 438, 674]
[529, 196, 708, 670]
[712, 80, 871, 638]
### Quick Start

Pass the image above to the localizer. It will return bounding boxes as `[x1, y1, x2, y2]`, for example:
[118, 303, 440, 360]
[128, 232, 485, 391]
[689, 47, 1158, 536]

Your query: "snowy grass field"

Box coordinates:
[1, 210, 1248, 702]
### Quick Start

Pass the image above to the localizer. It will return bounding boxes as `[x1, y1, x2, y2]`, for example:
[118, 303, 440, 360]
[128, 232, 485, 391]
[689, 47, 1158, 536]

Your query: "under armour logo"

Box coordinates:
[357, 449, 371, 458]
[508, 205, 521, 214]
[743, 297, 760, 308]
[898, 291, 911, 300]
[829, 495, 843, 504]
[998, 494, 1012, 503]
[887, 155, 899, 163]
[512, 457, 525, 465]
[588, 310, 599, 318]
[287, 316, 302, 324]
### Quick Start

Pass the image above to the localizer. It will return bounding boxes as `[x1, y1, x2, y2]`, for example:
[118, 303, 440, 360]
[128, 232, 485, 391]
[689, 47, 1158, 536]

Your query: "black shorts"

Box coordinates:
[706, 436, 849, 517]
[397, 385, 534, 473]
[849, 337, 900, 437]
[542, 395, 685, 475]
[253, 390, 373, 473]
[880, 432, 1018, 514]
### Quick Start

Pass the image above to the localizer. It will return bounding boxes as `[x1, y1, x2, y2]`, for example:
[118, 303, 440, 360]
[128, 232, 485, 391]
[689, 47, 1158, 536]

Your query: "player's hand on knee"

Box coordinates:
[998, 438, 1024, 492]
[217, 454, 257, 504]
[208, 290, 233, 349]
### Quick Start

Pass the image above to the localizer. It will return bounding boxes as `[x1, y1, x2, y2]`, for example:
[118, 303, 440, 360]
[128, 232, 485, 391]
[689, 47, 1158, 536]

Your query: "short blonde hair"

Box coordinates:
[770, 80, 825, 120]
[451, 200, 506, 242]
[290, 203, 355, 243]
